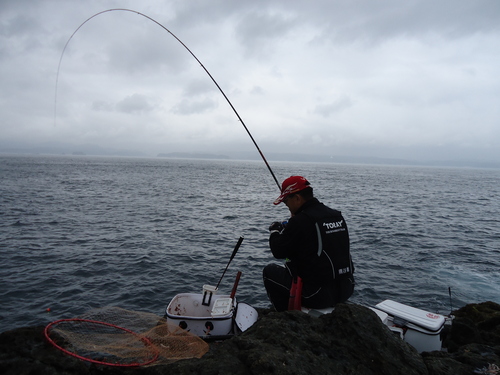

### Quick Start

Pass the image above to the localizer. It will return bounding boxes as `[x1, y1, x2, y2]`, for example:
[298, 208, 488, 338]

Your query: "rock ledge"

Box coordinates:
[1, 302, 498, 375]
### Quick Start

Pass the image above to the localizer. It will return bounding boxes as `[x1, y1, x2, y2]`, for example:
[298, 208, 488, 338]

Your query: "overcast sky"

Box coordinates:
[1, 0, 499, 163]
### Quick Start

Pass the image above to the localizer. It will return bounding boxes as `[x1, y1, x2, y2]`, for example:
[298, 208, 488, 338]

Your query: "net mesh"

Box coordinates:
[45, 306, 209, 367]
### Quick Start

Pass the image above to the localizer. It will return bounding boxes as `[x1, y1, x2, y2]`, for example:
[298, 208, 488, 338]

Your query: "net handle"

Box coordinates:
[44, 318, 159, 367]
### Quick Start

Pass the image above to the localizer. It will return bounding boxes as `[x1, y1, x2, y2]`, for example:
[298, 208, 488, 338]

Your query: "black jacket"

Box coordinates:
[269, 198, 354, 302]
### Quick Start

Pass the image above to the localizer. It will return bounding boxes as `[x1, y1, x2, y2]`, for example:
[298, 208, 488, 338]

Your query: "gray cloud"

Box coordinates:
[171, 97, 218, 115]
[313, 96, 353, 117]
[116, 94, 154, 114]
[0, 0, 499, 164]
[235, 11, 297, 58]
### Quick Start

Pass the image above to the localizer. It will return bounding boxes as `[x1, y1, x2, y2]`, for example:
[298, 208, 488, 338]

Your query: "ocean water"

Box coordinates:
[1, 154, 499, 332]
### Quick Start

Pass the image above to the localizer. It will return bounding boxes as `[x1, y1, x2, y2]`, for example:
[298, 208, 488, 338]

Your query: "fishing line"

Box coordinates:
[55, 8, 281, 189]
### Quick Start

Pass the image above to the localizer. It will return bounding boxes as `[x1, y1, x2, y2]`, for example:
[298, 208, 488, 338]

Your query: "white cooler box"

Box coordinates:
[374, 299, 446, 353]
[165, 293, 235, 336]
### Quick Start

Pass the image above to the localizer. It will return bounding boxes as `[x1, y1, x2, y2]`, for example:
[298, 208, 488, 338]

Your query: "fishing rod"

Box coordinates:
[216, 236, 244, 290]
[202, 236, 244, 306]
[55, 8, 281, 190]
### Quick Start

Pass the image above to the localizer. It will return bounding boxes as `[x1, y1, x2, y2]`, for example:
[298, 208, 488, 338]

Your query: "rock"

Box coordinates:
[445, 300, 500, 351]
[421, 350, 473, 375]
[0, 302, 499, 375]
[424, 301, 500, 375]
[0, 325, 90, 375]
[176, 304, 428, 375]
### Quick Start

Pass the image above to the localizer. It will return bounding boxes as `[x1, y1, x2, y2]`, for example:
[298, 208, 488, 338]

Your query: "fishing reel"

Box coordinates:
[269, 220, 288, 233]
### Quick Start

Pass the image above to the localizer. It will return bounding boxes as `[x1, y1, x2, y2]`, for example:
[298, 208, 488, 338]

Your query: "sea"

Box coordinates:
[1, 154, 499, 333]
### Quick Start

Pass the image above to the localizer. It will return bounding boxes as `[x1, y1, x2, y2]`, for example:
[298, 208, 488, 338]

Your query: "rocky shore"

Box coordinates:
[1, 301, 498, 375]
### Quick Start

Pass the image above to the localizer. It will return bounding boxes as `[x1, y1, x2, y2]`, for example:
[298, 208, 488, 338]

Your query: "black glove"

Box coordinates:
[269, 221, 284, 233]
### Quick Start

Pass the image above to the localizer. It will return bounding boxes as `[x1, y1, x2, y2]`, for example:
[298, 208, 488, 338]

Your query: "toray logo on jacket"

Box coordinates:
[323, 220, 344, 230]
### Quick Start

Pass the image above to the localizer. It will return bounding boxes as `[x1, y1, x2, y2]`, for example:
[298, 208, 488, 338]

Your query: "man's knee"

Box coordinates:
[263, 263, 284, 280]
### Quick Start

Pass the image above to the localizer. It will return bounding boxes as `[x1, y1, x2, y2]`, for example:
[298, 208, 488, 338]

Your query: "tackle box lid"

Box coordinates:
[211, 298, 233, 318]
[374, 299, 445, 332]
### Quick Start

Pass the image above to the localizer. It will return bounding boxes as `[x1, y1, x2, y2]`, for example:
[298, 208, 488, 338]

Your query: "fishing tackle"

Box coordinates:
[202, 236, 244, 306]
[216, 236, 244, 290]
[55, 8, 281, 189]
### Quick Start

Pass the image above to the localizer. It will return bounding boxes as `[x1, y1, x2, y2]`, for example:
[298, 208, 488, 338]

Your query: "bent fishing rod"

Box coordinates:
[55, 8, 281, 190]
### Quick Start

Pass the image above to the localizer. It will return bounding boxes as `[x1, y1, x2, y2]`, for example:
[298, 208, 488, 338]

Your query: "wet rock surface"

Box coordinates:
[1, 302, 498, 375]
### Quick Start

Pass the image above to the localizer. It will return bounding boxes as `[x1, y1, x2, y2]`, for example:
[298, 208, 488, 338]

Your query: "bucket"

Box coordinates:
[165, 293, 234, 336]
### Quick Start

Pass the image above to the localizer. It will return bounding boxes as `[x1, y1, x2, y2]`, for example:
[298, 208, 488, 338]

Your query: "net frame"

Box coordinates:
[44, 318, 159, 367]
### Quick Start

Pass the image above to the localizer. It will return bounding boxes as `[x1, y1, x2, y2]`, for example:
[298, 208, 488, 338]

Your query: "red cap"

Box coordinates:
[273, 176, 311, 205]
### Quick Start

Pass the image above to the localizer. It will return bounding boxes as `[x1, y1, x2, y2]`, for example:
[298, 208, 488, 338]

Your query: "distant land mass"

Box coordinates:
[1, 140, 499, 169]
[225, 151, 500, 169]
[157, 152, 230, 160]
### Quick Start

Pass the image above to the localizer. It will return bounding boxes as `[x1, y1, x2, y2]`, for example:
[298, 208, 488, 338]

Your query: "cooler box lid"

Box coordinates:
[368, 307, 389, 324]
[374, 300, 445, 332]
[235, 302, 259, 332]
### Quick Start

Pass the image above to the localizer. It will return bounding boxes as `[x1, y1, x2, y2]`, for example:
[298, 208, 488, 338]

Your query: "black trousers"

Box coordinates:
[262, 263, 293, 312]
[263, 263, 354, 312]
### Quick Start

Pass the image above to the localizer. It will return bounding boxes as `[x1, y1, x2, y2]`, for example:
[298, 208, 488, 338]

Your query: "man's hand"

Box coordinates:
[269, 221, 284, 233]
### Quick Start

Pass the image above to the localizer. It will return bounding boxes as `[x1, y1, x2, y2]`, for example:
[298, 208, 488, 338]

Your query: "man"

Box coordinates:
[263, 176, 355, 312]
